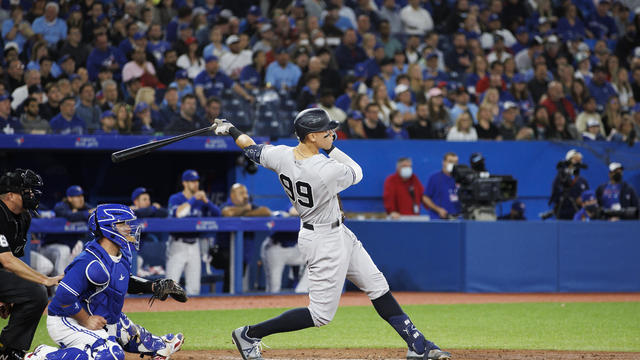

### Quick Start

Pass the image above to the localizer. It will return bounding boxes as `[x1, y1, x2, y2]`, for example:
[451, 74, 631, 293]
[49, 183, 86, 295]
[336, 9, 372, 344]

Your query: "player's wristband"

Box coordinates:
[229, 127, 243, 140]
[324, 145, 335, 154]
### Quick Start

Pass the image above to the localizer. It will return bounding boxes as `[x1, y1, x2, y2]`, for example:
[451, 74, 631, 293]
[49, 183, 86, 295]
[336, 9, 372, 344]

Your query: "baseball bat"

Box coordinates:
[111, 124, 216, 163]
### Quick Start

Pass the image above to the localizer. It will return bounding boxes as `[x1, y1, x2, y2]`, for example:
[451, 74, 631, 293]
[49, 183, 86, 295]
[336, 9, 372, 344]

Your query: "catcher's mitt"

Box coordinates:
[149, 279, 188, 307]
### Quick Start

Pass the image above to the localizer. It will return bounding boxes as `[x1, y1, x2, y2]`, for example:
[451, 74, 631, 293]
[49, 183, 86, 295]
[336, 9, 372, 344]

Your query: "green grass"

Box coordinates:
[7, 302, 640, 352]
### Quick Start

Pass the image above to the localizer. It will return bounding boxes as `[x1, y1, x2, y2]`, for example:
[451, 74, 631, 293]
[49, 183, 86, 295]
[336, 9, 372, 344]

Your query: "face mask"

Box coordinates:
[399, 167, 412, 179]
[313, 38, 326, 47]
[299, 39, 309, 46]
[613, 173, 622, 182]
[446, 162, 455, 173]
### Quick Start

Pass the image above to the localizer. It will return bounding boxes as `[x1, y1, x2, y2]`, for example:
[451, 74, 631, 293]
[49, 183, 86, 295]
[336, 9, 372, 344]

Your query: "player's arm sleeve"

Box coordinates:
[128, 275, 154, 294]
[318, 158, 360, 194]
[207, 202, 222, 217]
[250, 144, 281, 171]
[327, 147, 363, 184]
[53, 262, 93, 316]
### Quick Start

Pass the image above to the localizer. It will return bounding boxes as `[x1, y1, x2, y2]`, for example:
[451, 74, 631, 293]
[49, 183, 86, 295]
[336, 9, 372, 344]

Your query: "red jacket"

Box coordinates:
[383, 173, 425, 215]
[541, 97, 576, 121]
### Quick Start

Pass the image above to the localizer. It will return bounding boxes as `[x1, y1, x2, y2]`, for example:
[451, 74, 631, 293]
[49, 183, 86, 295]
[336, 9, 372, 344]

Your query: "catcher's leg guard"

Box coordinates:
[116, 314, 184, 359]
[91, 338, 125, 360]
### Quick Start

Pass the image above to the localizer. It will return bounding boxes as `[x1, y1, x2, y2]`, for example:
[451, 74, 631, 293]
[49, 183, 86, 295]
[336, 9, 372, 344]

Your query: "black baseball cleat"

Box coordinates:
[0, 348, 26, 360]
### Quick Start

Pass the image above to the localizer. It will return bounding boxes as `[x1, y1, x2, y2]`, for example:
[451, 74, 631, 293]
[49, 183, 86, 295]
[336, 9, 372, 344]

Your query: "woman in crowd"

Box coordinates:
[113, 102, 133, 135]
[177, 37, 205, 79]
[568, 78, 590, 113]
[427, 87, 452, 139]
[547, 111, 579, 140]
[611, 68, 634, 110]
[475, 105, 501, 140]
[480, 87, 501, 122]
[373, 83, 396, 127]
[602, 96, 623, 136]
[447, 112, 478, 141]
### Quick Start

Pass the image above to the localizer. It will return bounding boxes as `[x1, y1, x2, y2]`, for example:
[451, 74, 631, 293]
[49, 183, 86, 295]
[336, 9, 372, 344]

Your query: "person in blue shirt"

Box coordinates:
[423, 152, 461, 220]
[31, 3, 67, 48]
[37, 204, 184, 360]
[147, 24, 172, 67]
[93, 110, 119, 135]
[587, 66, 618, 110]
[573, 190, 600, 221]
[386, 110, 409, 139]
[265, 47, 303, 90]
[86, 32, 127, 82]
[595, 162, 638, 218]
[239, 50, 266, 91]
[194, 54, 253, 108]
[333, 29, 367, 75]
[40, 186, 92, 277]
[49, 96, 87, 135]
[166, 170, 221, 296]
[587, 0, 618, 39]
[2, 7, 29, 53]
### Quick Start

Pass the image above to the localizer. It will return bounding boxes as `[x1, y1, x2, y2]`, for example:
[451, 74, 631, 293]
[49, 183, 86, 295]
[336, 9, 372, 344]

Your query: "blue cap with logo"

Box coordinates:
[131, 187, 148, 202]
[511, 201, 525, 214]
[182, 169, 199, 181]
[0, 94, 10, 102]
[101, 110, 115, 119]
[175, 69, 188, 79]
[204, 54, 218, 63]
[66, 185, 83, 197]
[248, 5, 261, 15]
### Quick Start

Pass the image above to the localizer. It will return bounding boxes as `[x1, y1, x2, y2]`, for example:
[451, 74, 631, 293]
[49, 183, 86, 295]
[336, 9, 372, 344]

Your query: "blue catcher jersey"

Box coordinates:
[48, 240, 132, 324]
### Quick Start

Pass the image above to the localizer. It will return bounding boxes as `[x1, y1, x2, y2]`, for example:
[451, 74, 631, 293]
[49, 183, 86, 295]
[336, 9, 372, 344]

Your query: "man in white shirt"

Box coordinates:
[400, 0, 433, 36]
[219, 35, 253, 79]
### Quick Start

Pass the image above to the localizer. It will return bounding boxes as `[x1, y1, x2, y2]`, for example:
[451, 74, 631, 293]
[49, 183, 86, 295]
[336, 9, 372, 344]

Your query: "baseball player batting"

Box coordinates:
[214, 109, 451, 360]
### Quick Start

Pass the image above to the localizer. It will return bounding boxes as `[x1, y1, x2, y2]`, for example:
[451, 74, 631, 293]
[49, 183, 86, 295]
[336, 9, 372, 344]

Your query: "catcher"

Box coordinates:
[28, 204, 187, 360]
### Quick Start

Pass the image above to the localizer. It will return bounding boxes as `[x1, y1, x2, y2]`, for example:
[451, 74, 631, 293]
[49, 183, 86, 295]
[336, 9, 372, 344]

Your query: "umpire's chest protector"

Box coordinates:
[71, 241, 132, 324]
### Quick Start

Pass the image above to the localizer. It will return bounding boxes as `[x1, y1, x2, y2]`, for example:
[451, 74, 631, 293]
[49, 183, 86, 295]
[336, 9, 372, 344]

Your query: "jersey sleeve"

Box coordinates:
[258, 144, 282, 171]
[51, 261, 91, 316]
[318, 158, 357, 194]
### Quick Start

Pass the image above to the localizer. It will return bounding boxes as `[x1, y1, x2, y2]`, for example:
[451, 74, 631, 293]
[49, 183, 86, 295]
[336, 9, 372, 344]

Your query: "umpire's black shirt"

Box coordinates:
[0, 199, 31, 264]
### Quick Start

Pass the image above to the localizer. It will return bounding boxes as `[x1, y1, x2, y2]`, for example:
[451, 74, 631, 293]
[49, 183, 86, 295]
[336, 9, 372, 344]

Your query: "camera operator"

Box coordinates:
[423, 152, 461, 220]
[595, 162, 638, 219]
[549, 149, 590, 220]
[574, 190, 600, 221]
[0, 169, 63, 359]
[499, 201, 526, 220]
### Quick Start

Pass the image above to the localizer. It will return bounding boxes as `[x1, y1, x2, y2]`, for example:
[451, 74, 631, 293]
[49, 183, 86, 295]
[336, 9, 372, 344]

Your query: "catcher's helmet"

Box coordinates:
[293, 108, 339, 140]
[89, 204, 143, 254]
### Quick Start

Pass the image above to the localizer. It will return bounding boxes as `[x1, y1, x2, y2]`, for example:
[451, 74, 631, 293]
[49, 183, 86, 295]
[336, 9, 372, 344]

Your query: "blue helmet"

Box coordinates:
[88, 204, 143, 252]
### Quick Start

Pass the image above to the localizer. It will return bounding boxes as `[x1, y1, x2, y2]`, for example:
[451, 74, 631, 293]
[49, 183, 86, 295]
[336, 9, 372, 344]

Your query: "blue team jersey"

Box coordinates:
[49, 114, 87, 135]
[425, 171, 461, 219]
[168, 191, 221, 240]
[194, 70, 234, 98]
[573, 208, 592, 221]
[48, 240, 131, 325]
[599, 183, 621, 209]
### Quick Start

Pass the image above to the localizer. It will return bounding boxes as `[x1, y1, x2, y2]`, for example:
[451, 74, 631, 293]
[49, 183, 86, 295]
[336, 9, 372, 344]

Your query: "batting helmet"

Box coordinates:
[293, 108, 339, 140]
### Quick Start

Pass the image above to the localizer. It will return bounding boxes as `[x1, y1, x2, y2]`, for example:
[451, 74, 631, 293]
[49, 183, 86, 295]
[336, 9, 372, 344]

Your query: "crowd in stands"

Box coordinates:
[0, 0, 639, 142]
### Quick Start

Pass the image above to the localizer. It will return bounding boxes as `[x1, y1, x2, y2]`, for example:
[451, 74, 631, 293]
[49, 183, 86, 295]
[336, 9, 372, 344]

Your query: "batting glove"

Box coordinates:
[214, 118, 234, 136]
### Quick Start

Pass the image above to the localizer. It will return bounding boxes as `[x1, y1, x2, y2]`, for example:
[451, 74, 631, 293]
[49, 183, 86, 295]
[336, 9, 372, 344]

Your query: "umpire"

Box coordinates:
[0, 169, 62, 359]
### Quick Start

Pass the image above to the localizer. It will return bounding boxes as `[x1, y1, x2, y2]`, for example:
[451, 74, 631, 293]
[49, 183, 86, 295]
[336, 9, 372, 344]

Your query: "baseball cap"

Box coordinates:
[204, 54, 218, 63]
[176, 69, 188, 79]
[101, 110, 115, 119]
[274, 47, 287, 54]
[426, 52, 438, 60]
[178, 23, 190, 31]
[394, 84, 409, 96]
[608, 162, 623, 172]
[488, 13, 500, 22]
[185, 36, 197, 45]
[70, 4, 81, 12]
[58, 54, 72, 65]
[182, 169, 199, 181]
[0, 94, 11, 102]
[131, 187, 148, 202]
[225, 34, 240, 46]
[575, 52, 589, 63]
[515, 26, 527, 35]
[513, 73, 526, 83]
[348, 110, 363, 120]
[587, 118, 600, 127]
[3, 42, 18, 53]
[192, 7, 207, 16]
[248, 5, 261, 15]
[511, 201, 525, 214]
[546, 35, 559, 44]
[66, 185, 83, 197]
[427, 87, 443, 99]
[503, 101, 517, 110]
[134, 102, 149, 114]
[133, 32, 146, 40]
[565, 149, 582, 161]
[260, 23, 272, 33]
[581, 190, 596, 202]
[538, 16, 549, 24]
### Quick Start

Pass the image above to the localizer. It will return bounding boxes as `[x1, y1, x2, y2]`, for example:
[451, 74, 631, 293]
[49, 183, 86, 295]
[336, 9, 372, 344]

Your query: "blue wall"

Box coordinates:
[237, 140, 640, 219]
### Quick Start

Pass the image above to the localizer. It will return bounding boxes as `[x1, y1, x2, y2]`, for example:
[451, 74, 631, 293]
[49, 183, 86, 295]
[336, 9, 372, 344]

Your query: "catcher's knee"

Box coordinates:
[91, 339, 125, 360]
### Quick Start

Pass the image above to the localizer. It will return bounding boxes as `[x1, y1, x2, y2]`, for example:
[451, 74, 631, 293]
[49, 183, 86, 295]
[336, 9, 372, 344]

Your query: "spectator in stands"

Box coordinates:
[386, 110, 409, 139]
[608, 113, 635, 143]
[547, 112, 580, 140]
[373, 83, 396, 126]
[122, 47, 157, 84]
[86, 30, 127, 82]
[400, 0, 434, 35]
[131, 187, 169, 218]
[596, 162, 638, 218]
[445, 32, 472, 77]
[407, 102, 435, 139]
[362, 102, 387, 139]
[297, 74, 321, 111]
[447, 112, 478, 141]
[334, 29, 366, 75]
[167, 169, 221, 296]
[220, 35, 252, 79]
[265, 47, 302, 91]
[575, 97, 605, 135]
[550, 149, 590, 220]
[611, 68, 634, 110]
[582, 118, 607, 141]
[568, 78, 590, 113]
[602, 96, 623, 136]
[426, 87, 452, 139]
[169, 70, 194, 102]
[11, 69, 41, 111]
[383, 157, 425, 219]
[50, 96, 86, 135]
[588, 0, 617, 39]
[317, 89, 347, 124]
[394, 84, 416, 122]
[41, 185, 92, 276]
[450, 88, 478, 124]
[177, 37, 204, 80]
[0, 94, 20, 134]
[32, 2, 67, 48]
[498, 201, 526, 220]
[378, 19, 402, 58]
[528, 63, 550, 104]
[498, 101, 526, 140]
[41, 83, 61, 120]
[99, 80, 119, 111]
[240, 51, 266, 91]
[94, 110, 118, 135]
[132, 102, 154, 135]
[541, 81, 576, 122]
[475, 105, 501, 140]
[573, 190, 600, 221]
[113, 103, 133, 135]
[164, 94, 206, 133]
[59, 26, 90, 67]
[19, 97, 50, 134]
[158, 49, 179, 86]
[194, 55, 252, 108]
[4, 59, 25, 93]
[2, 7, 31, 54]
[205, 97, 222, 124]
[423, 152, 461, 220]
[75, 83, 101, 132]
[530, 106, 550, 140]
[588, 65, 618, 110]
